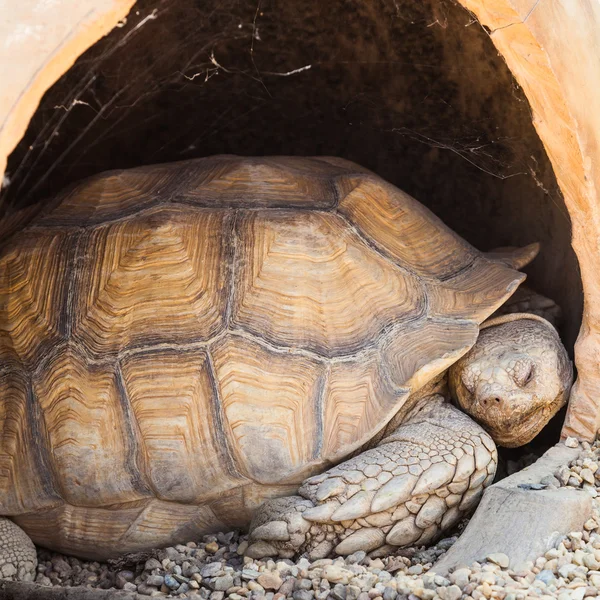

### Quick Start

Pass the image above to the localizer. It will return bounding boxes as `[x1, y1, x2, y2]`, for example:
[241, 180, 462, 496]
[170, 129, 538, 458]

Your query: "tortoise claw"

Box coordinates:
[246, 496, 313, 558]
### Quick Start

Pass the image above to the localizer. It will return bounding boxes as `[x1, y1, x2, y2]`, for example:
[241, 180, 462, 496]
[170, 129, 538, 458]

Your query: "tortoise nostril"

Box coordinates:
[481, 396, 503, 407]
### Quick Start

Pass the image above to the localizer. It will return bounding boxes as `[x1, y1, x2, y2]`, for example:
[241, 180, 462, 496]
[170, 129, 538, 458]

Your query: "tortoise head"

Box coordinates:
[448, 314, 573, 448]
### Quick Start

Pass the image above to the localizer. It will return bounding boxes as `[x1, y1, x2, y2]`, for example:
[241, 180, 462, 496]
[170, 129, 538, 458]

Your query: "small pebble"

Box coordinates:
[205, 541, 219, 554]
[444, 585, 462, 600]
[137, 583, 158, 596]
[145, 558, 162, 571]
[486, 553, 509, 568]
[535, 569, 555, 584]
[213, 574, 234, 591]
[257, 573, 283, 591]
[382, 587, 396, 600]
[146, 574, 165, 587]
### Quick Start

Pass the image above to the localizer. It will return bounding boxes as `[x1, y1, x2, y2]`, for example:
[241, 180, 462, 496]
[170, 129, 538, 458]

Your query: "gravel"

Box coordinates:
[30, 529, 462, 598]
[16, 437, 600, 599]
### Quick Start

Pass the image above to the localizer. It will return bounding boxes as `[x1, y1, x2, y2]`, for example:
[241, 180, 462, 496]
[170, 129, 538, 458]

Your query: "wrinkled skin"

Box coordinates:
[449, 316, 572, 448]
[247, 316, 573, 559]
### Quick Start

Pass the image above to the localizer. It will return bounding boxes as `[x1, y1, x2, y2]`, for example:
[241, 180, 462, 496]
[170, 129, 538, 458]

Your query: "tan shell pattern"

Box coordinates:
[0, 156, 524, 558]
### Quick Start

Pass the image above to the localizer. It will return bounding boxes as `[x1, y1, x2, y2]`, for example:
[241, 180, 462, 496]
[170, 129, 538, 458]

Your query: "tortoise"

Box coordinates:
[0, 155, 572, 579]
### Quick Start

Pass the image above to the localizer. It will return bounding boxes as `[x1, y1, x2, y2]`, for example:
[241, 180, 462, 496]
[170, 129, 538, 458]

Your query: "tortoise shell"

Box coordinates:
[0, 156, 524, 558]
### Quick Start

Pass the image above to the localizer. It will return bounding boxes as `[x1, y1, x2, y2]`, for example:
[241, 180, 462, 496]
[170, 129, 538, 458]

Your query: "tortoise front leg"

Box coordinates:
[247, 397, 497, 559]
[0, 517, 37, 581]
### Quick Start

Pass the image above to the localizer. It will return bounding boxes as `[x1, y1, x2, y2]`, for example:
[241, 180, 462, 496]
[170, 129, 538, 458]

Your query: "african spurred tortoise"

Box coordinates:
[0, 156, 572, 578]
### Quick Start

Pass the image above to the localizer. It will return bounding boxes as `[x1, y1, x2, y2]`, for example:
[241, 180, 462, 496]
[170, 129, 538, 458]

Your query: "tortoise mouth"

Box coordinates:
[482, 401, 563, 448]
[487, 408, 545, 448]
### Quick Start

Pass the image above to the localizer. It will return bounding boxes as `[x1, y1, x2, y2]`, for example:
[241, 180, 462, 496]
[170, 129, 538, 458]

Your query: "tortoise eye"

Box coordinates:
[515, 361, 535, 387]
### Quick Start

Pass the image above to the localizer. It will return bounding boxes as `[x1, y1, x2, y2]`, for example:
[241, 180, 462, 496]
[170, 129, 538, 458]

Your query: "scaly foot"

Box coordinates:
[248, 398, 497, 558]
[0, 518, 37, 581]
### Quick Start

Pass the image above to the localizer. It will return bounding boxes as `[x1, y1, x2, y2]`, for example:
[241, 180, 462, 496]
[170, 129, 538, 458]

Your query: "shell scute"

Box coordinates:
[233, 210, 426, 357]
[34, 168, 166, 227]
[322, 352, 408, 460]
[336, 175, 476, 279]
[0, 229, 71, 365]
[73, 207, 229, 357]
[172, 155, 347, 209]
[120, 347, 246, 503]
[32, 344, 150, 507]
[0, 360, 62, 514]
[211, 333, 326, 484]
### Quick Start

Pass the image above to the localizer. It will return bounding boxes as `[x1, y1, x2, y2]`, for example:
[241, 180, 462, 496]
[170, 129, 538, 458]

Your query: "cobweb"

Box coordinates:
[1, 0, 569, 244]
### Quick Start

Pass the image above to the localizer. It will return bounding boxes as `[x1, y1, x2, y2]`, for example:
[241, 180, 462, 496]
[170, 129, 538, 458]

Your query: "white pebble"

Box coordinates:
[486, 553, 509, 569]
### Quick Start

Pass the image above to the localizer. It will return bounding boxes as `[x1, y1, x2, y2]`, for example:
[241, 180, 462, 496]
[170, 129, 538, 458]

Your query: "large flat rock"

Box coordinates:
[432, 443, 592, 574]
